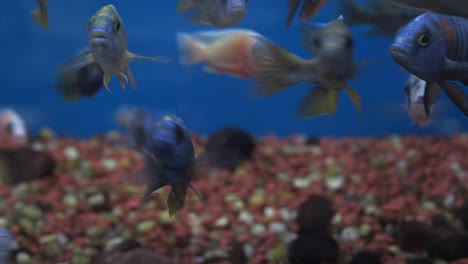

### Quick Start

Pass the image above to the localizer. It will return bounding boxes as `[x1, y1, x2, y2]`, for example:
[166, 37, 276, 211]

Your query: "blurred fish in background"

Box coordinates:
[115, 106, 157, 149]
[177, 29, 261, 78]
[340, 0, 422, 36]
[286, 0, 329, 28]
[404, 75, 440, 127]
[0, 108, 28, 150]
[55, 50, 104, 102]
[176, 0, 248, 28]
[58, 5, 170, 91]
[380, 0, 468, 18]
[32, 0, 48, 29]
[389, 12, 468, 117]
[252, 15, 361, 118]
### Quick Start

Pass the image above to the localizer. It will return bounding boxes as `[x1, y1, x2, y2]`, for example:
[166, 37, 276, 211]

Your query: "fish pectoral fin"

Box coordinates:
[126, 67, 137, 89]
[126, 51, 171, 63]
[443, 58, 468, 80]
[103, 73, 112, 93]
[116, 72, 128, 89]
[440, 81, 468, 117]
[343, 87, 362, 112]
[56, 52, 95, 75]
[297, 86, 331, 118]
[423, 82, 441, 117]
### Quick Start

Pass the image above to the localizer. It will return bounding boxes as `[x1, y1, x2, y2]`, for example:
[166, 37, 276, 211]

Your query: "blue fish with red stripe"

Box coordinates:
[389, 12, 468, 117]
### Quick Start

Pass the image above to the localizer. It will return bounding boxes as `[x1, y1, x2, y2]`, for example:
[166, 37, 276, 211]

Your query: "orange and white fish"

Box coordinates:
[177, 29, 261, 78]
[0, 109, 28, 149]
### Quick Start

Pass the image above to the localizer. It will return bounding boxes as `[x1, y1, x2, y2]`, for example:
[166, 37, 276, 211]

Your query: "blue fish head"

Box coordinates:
[390, 13, 447, 81]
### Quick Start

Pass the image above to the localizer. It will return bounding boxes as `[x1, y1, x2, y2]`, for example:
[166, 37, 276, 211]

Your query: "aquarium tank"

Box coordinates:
[0, 0, 466, 263]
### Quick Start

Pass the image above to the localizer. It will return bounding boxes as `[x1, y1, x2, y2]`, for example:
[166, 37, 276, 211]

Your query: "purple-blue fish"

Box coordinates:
[389, 12, 468, 117]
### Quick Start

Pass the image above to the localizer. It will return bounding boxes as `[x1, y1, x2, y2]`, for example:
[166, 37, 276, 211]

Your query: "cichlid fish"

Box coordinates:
[381, 0, 468, 19]
[404, 74, 440, 127]
[341, 0, 422, 36]
[55, 50, 104, 102]
[252, 15, 361, 118]
[177, 0, 248, 28]
[32, 0, 48, 29]
[286, 0, 329, 28]
[58, 5, 169, 92]
[142, 115, 204, 216]
[177, 29, 261, 78]
[390, 12, 468, 117]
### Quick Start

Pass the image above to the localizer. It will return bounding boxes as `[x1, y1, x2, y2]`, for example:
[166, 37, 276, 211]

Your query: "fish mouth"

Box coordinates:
[89, 29, 110, 42]
[389, 43, 410, 63]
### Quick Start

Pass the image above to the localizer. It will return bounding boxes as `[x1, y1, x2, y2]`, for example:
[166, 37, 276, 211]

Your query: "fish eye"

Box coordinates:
[418, 33, 431, 47]
[114, 20, 121, 33]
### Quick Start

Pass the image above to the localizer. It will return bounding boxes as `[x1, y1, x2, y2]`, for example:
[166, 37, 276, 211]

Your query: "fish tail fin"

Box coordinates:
[176, 32, 207, 65]
[176, 0, 194, 13]
[441, 81, 468, 117]
[167, 186, 184, 216]
[126, 51, 171, 63]
[297, 86, 338, 118]
[251, 36, 313, 97]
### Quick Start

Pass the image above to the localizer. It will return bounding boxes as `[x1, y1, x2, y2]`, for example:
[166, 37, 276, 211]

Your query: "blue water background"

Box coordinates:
[0, 0, 466, 138]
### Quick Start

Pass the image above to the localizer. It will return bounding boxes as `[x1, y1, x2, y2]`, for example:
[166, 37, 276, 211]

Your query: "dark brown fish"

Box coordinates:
[286, 0, 328, 28]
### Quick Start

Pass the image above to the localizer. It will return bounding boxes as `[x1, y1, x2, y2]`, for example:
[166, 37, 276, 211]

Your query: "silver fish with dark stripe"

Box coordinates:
[176, 0, 248, 28]
[390, 12, 468, 117]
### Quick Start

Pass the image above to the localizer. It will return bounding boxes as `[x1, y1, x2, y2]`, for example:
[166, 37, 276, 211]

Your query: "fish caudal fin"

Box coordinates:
[176, 0, 194, 13]
[297, 87, 339, 118]
[176, 33, 207, 65]
[251, 36, 314, 98]
[441, 81, 468, 117]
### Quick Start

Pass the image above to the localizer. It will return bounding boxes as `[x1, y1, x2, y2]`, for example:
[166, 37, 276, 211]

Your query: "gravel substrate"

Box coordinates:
[0, 132, 467, 263]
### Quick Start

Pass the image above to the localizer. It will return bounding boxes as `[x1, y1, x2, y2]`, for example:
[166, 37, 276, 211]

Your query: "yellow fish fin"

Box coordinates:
[176, 0, 194, 13]
[103, 73, 112, 93]
[251, 36, 317, 98]
[126, 51, 171, 63]
[56, 52, 94, 75]
[297, 86, 331, 118]
[343, 87, 362, 113]
[126, 66, 137, 90]
[167, 183, 187, 217]
[327, 88, 339, 115]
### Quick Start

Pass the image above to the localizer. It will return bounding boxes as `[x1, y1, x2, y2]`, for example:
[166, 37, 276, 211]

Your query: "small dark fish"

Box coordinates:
[286, 0, 329, 28]
[57, 5, 170, 91]
[390, 12, 468, 117]
[381, 0, 468, 19]
[55, 50, 104, 102]
[142, 115, 204, 216]
[252, 15, 361, 118]
[177, 0, 248, 28]
[340, 0, 422, 36]
[0, 228, 14, 263]
[32, 0, 48, 29]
